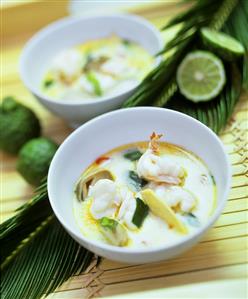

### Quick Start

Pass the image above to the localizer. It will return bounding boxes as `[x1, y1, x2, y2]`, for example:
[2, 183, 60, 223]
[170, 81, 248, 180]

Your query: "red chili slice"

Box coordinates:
[95, 156, 109, 165]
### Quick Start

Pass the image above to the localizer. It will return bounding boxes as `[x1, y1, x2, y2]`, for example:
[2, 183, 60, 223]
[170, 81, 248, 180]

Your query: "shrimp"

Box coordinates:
[137, 133, 185, 185]
[52, 49, 82, 83]
[117, 187, 137, 230]
[150, 183, 197, 213]
[89, 180, 137, 228]
[89, 179, 121, 219]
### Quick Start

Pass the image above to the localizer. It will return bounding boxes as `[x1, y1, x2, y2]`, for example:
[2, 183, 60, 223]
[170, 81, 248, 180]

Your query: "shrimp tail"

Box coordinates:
[149, 132, 163, 154]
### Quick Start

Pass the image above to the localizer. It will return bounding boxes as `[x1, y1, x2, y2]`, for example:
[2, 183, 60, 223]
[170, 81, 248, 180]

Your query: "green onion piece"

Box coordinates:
[211, 174, 216, 185]
[99, 217, 128, 246]
[122, 39, 131, 46]
[123, 149, 143, 161]
[128, 170, 148, 191]
[132, 198, 149, 228]
[184, 213, 200, 227]
[44, 79, 54, 88]
[86, 71, 102, 96]
[99, 217, 118, 231]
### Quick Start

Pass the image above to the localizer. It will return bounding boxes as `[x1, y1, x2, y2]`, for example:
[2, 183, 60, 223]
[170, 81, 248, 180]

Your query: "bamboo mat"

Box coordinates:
[1, 1, 248, 298]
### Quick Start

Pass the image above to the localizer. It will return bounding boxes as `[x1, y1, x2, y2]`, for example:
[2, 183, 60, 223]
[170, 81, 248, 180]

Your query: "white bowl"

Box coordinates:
[48, 107, 231, 264]
[20, 14, 163, 127]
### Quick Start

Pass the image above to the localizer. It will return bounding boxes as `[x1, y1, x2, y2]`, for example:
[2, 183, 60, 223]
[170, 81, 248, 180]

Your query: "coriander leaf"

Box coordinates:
[44, 79, 54, 88]
[123, 149, 143, 161]
[128, 170, 148, 191]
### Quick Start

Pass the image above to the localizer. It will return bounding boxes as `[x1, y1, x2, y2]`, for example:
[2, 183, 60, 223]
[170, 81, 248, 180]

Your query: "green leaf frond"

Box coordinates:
[1, 181, 95, 299]
[122, 0, 247, 133]
[1, 217, 94, 299]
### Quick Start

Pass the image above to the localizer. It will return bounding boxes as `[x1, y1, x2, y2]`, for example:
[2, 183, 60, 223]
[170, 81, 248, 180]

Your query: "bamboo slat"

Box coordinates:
[100, 236, 247, 271]
[1, 1, 248, 298]
[100, 264, 247, 298]
[49, 237, 247, 295]
[223, 198, 247, 213]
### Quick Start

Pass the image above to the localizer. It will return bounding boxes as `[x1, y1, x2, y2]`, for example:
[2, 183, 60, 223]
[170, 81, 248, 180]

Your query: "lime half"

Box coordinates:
[201, 27, 245, 61]
[177, 51, 226, 102]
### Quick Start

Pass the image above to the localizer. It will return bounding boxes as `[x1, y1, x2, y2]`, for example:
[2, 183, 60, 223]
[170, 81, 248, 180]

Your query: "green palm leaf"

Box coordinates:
[1, 182, 95, 299]
[2, 217, 94, 299]
[1, 181, 50, 262]
[122, 0, 247, 133]
[222, 0, 248, 90]
[122, 0, 220, 109]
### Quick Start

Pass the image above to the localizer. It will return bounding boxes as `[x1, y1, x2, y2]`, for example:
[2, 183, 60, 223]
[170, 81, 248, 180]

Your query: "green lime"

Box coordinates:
[0, 97, 41, 154]
[16, 138, 58, 186]
[201, 27, 245, 61]
[176, 50, 226, 102]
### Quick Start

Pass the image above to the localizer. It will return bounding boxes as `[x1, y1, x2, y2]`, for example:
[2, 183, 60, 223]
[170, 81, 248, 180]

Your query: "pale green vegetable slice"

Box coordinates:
[201, 28, 245, 61]
[141, 189, 188, 234]
[177, 50, 226, 102]
[99, 217, 128, 246]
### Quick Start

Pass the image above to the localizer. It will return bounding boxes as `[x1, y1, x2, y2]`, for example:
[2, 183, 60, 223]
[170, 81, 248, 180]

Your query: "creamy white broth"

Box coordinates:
[73, 137, 216, 249]
[41, 35, 154, 101]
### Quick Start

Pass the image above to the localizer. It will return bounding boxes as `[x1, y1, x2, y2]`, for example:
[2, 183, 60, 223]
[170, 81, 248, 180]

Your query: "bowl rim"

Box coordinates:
[19, 13, 163, 106]
[48, 107, 231, 255]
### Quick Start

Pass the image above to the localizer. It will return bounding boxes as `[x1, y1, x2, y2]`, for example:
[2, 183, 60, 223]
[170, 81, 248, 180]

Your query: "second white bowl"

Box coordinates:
[20, 14, 163, 127]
